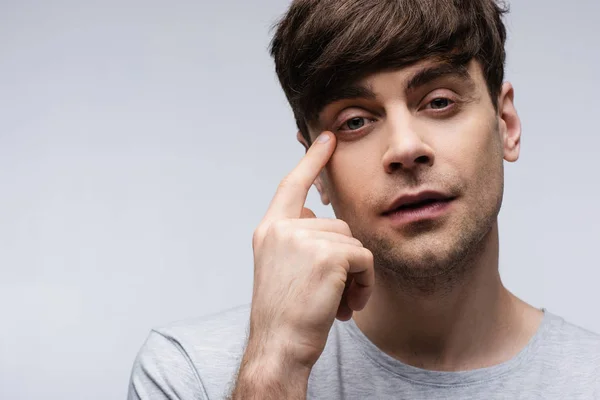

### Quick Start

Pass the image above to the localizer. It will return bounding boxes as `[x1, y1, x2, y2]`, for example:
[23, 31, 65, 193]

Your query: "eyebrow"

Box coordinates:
[314, 62, 475, 122]
[320, 84, 378, 107]
[405, 63, 473, 91]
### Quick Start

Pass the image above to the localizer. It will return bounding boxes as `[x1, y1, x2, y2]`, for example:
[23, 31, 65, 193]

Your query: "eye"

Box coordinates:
[428, 98, 453, 110]
[341, 117, 368, 131]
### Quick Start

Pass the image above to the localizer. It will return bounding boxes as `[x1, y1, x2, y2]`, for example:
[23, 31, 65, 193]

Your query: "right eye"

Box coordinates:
[339, 117, 371, 131]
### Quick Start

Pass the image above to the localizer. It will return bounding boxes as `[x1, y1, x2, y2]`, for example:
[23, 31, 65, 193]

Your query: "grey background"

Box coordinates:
[0, 0, 598, 399]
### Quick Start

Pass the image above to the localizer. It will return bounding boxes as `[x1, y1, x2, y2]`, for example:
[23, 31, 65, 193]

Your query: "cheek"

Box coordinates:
[435, 114, 504, 206]
[458, 122, 504, 201]
[323, 149, 379, 214]
[444, 112, 502, 170]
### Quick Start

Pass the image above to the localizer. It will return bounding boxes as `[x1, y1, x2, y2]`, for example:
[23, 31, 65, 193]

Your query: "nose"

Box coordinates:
[381, 118, 435, 174]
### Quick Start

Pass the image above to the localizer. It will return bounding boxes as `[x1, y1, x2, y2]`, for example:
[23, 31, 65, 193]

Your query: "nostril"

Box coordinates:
[415, 155, 430, 164]
[386, 155, 432, 173]
[388, 162, 402, 172]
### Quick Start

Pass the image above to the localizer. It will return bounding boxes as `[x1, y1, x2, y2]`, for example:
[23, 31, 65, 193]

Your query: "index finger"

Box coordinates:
[264, 132, 336, 221]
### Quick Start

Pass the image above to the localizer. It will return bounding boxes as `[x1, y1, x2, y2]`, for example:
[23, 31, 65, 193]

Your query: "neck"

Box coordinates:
[352, 222, 543, 371]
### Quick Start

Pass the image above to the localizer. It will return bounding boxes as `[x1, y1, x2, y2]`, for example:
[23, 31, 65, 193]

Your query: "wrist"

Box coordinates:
[232, 336, 312, 399]
[241, 336, 313, 382]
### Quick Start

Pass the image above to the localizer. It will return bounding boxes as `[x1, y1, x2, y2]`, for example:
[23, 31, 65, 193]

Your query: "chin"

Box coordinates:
[377, 239, 458, 276]
[361, 219, 489, 285]
[371, 243, 477, 294]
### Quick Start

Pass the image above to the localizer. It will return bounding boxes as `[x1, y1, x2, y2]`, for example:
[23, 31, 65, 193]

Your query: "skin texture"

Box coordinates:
[307, 59, 510, 289]
[231, 132, 375, 400]
[230, 58, 543, 399]
[298, 59, 543, 370]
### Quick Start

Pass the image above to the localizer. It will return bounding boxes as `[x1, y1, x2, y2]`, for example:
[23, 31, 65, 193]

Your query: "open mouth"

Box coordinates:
[395, 198, 442, 210]
[383, 197, 455, 216]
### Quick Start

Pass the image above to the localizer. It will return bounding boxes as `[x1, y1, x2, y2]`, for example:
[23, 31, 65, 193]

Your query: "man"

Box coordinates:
[128, 0, 600, 398]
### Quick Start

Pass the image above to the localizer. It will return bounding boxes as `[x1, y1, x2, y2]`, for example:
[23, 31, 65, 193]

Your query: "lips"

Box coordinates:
[382, 191, 454, 215]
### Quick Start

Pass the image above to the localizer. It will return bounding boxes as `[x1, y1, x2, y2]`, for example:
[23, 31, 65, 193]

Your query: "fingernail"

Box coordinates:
[317, 133, 330, 143]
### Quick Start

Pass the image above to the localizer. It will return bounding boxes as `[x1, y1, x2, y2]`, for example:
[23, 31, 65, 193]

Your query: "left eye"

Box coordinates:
[429, 98, 452, 109]
[343, 117, 367, 130]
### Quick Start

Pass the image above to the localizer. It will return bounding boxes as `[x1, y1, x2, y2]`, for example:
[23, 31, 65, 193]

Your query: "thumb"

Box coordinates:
[300, 207, 317, 219]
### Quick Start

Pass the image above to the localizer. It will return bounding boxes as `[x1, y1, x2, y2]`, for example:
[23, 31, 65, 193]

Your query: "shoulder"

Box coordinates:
[537, 311, 600, 375]
[128, 304, 251, 400]
[154, 303, 251, 358]
[543, 311, 600, 349]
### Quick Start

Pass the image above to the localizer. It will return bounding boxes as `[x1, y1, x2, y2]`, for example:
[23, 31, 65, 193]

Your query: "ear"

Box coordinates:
[497, 82, 522, 162]
[296, 131, 331, 205]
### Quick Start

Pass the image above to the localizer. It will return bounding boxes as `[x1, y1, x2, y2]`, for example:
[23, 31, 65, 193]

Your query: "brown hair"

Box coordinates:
[269, 0, 509, 143]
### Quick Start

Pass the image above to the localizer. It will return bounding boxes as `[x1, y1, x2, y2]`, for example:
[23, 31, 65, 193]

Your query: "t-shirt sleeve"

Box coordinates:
[127, 330, 210, 400]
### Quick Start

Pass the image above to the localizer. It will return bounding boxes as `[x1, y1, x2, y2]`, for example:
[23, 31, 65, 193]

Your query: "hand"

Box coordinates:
[248, 131, 375, 370]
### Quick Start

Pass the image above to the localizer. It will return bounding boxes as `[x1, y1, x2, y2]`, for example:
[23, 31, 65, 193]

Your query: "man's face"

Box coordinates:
[303, 59, 521, 282]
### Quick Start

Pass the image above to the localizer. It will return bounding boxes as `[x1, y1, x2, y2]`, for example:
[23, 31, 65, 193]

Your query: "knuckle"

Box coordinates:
[314, 243, 348, 270]
[252, 224, 269, 248]
[269, 219, 291, 238]
[351, 237, 364, 247]
[334, 219, 352, 236]
[312, 241, 335, 264]
[255, 219, 294, 247]
[290, 228, 310, 244]
[336, 256, 352, 273]
[364, 248, 374, 264]
[318, 238, 338, 252]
